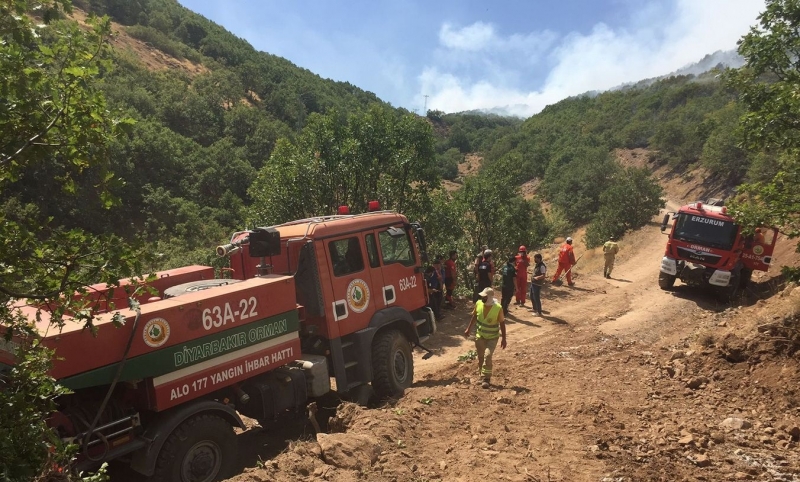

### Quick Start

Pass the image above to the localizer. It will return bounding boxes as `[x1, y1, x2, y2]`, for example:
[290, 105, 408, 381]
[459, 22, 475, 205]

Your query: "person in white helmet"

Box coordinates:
[463, 287, 506, 388]
[551, 237, 577, 286]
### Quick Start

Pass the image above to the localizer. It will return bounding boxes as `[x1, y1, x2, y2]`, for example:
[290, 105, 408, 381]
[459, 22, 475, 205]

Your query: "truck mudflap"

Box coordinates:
[128, 399, 244, 477]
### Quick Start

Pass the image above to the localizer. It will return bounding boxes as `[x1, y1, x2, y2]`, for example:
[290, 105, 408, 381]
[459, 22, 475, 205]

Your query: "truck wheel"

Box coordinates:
[163, 279, 241, 298]
[740, 269, 753, 289]
[371, 329, 413, 399]
[658, 272, 676, 290]
[152, 414, 237, 482]
[721, 270, 742, 302]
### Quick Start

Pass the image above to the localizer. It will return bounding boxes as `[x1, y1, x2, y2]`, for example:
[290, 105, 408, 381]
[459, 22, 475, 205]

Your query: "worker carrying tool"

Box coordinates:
[551, 237, 577, 286]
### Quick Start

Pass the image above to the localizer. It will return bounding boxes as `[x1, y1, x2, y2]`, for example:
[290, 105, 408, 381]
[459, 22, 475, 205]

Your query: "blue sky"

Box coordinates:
[176, 0, 764, 117]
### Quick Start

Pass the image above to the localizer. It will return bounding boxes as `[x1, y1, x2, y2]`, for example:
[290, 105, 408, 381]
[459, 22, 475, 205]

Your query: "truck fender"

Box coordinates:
[329, 308, 419, 393]
[368, 306, 419, 345]
[129, 399, 244, 477]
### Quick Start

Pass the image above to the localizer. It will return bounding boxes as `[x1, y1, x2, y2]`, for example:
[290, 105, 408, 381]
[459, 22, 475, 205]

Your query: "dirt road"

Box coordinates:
[223, 200, 800, 482]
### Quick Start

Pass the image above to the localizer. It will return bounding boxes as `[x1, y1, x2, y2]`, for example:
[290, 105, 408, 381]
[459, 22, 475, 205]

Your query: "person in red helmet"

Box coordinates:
[514, 245, 530, 306]
[551, 237, 577, 286]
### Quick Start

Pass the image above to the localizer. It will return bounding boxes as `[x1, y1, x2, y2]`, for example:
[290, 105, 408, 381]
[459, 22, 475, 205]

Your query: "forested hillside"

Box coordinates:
[3, 0, 776, 277]
[4, 0, 400, 269]
[428, 69, 783, 250]
[0, 0, 784, 271]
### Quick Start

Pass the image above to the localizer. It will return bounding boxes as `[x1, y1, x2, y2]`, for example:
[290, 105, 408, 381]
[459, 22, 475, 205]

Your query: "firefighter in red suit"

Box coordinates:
[514, 246, 530, 306]
[551, 237, 577, 286]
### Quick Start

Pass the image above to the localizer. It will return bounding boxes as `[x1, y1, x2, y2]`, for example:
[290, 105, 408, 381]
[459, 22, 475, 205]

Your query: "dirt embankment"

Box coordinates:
[223, 150, 800, 482]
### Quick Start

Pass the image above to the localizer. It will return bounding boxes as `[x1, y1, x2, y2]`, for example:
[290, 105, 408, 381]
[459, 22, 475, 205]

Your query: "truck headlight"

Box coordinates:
[660, 257, 677, 276]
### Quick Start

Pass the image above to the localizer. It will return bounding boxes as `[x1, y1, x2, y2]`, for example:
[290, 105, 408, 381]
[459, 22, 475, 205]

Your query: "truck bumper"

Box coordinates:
[669, 258, 733, 287]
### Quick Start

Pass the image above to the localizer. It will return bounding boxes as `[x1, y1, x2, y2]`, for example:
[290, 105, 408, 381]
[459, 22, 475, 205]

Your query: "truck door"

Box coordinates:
[364, 232, 389, 308]
[325, 235, 376, 337]
[376, 226, 426, 312]
[742, 227, 779, 272]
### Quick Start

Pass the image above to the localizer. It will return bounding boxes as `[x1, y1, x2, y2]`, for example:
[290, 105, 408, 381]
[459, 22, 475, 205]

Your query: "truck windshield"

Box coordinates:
[672, 213, 738, 250]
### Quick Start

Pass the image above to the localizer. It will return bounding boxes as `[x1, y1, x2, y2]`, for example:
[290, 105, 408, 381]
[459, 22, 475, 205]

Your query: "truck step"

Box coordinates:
[341, 340, 354, 349]
[346, 381, 366, 391]
[418, 335, 429, 344]
[414, 318, 428, 327]
[344, 361, 359, 369]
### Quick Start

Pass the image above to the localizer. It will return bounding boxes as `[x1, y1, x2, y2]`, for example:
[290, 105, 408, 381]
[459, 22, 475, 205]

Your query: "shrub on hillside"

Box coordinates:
[125, 25, 202, 63]
[585, 167, 664, 247]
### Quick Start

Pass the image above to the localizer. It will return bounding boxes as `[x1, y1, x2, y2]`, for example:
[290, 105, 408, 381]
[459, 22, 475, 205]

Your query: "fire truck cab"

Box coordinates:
[658, 200, 778, 296]
[217, 209, 436, 397]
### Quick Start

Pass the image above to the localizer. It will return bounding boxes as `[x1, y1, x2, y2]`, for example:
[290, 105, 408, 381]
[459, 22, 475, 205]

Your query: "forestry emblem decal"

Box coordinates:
[346, 279, 370, 313]
[143, 317, 171, 348]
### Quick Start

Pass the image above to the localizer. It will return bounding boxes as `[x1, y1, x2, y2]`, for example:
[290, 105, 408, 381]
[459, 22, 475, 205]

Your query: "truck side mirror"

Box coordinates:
[660, 214, 670, 233]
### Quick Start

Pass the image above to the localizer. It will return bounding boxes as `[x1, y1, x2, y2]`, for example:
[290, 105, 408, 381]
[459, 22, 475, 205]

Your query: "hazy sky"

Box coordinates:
[176, 0, 764, 117]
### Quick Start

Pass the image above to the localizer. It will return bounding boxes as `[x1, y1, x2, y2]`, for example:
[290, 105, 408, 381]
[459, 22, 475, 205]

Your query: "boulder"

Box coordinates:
[317, 432, 382, 470]
[719, 417, 752, 431]
[686, 376, 709, 390]
[694, 454, 711, 467]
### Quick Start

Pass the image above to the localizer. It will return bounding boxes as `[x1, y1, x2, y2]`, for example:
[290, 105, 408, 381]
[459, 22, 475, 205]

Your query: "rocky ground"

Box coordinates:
[222, 202, 800, 482]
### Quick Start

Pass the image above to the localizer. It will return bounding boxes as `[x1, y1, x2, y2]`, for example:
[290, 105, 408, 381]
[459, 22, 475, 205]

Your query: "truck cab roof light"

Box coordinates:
[337, 205, 350, 215]
[368, 200, 380, 212]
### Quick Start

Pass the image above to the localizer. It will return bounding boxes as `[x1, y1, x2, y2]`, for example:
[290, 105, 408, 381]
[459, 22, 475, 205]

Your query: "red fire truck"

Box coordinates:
[0, 206, 436, 481]
[658, 199, 778, 296]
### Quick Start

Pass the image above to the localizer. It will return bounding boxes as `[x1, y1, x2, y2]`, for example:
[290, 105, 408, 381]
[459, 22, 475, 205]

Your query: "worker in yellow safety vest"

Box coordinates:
[463, 287, 507, 388]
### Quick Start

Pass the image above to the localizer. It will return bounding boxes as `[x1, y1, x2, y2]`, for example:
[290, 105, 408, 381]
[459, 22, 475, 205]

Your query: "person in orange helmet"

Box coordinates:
[514, 245, 530, 306]
[551, 237, 577, 286]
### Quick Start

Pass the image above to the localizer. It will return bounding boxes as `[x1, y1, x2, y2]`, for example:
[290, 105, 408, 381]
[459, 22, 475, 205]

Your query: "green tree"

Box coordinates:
[699, 102, 751, 181]
[542, 146, 618, 225]
[248, 105, 439, 225]
[725, 0, 800, 245]
[437, 147, 462, 180]
[1, 2, 141, 479]
[585, 167, 665, 247]
[456, 170, 549, 261]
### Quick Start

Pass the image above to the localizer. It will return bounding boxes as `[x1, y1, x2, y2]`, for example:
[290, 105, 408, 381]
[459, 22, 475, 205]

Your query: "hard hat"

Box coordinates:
[566, 237, 573, 243]
[519, 245, 527, 252]
[484, 249, 492, 256]
[609, 235, 615, 240]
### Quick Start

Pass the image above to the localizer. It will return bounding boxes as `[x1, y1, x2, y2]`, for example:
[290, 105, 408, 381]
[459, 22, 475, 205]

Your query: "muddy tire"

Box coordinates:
[151, 414, 237, 482]
[740, 268, 753, 289]
[720, 269, 742, 303]
[658, 272, 676, 290]
[371, 329, 413, 399]
[163, 279, 241, 298]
